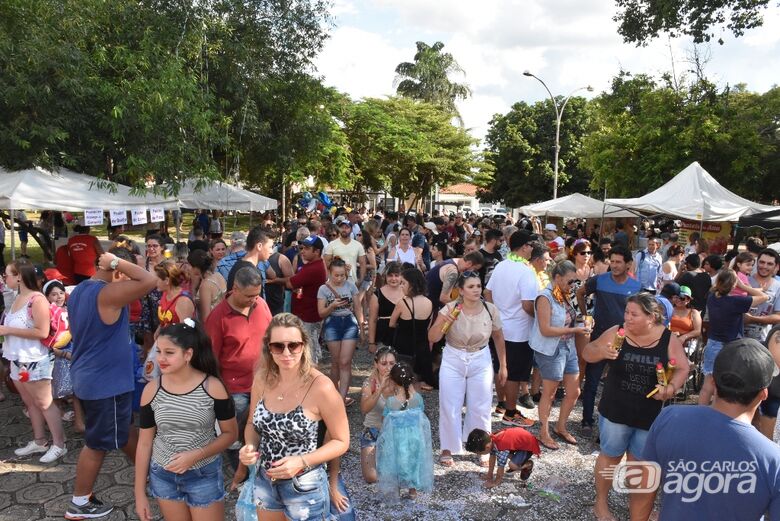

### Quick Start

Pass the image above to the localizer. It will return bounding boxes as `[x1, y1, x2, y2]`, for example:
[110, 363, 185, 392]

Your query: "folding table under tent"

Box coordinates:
[177, 180, 278, 212]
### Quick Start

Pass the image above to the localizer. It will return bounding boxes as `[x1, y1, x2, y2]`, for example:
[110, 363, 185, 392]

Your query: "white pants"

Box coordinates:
[438, 345, 494, 454]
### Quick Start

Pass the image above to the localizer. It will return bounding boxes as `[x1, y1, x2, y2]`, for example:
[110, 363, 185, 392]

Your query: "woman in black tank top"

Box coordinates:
[582, 293, 689, 521]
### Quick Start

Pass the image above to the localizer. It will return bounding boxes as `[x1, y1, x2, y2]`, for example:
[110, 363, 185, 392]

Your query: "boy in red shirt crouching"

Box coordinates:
[466, 427, 540, 488]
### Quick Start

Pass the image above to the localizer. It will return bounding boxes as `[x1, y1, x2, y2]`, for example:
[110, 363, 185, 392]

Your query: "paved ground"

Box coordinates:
[0, 346, 685, 520]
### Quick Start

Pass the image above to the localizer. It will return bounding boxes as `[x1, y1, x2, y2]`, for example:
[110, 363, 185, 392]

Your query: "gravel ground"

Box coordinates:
[328, 345, 654, 521]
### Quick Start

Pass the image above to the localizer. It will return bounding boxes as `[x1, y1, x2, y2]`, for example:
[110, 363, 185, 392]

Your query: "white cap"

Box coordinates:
[423, 222, 437, 232]
[544, 223, 558, 232]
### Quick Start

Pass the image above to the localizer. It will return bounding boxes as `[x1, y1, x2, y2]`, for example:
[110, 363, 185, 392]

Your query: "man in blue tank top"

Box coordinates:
[65, 248, 158, 520]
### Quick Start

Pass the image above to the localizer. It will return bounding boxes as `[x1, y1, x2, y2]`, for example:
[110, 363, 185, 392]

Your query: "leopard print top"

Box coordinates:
[252, 378, 320, 470]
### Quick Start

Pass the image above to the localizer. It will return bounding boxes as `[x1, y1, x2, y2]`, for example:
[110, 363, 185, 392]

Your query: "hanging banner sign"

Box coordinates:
[110, 210, 128, 226]
[149, 208, 165, 223]
[131, 209, 148, 225]
[677, 219, 733, 255]
[84, 209, 104, 226]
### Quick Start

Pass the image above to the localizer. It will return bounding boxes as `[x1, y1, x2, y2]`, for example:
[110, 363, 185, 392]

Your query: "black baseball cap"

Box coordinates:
[714, 338, 778, 395]
[660, 282, 681, 299]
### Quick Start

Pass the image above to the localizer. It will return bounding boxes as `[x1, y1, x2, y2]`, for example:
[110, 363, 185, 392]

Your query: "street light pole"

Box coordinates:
[523, 71, 592, 200]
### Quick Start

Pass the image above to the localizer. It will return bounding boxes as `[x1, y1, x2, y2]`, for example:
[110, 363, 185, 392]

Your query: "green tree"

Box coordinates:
[481, 97, 593, 207]
[614, 0, 773, 45]
[0, 0, 332, 194]
[394, 41, 472, 125]
[343, 97, 484, 209]
[580, 71, 780, 202]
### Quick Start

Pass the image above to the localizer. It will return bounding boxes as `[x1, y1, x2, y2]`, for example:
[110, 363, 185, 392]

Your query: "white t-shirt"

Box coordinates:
[486, 258, 539, 342]
[323, 239, 366, 282]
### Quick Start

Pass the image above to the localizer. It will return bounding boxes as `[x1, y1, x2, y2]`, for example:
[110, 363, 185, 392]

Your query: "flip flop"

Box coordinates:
[419, 383, 434, 392]
[539, 438, 559, 451]
[344, 397, 355, 407]
[553, 430, 578, 445]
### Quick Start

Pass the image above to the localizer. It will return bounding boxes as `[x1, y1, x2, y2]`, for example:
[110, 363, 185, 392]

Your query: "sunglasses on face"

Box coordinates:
[329, 234, 338, 238]
[268, 341, 305, 355]
[578, 251, 592, 256]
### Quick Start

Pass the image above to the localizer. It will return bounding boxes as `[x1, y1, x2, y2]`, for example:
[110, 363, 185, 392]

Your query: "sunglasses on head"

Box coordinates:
[268, 341, 305, 355]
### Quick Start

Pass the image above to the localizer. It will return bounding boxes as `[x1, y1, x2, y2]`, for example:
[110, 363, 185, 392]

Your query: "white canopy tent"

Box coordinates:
[0, 166, 179, 211]
[606, 162, 774, 222]
[177, 179, 277, 212]
[520, 192, 635, 219]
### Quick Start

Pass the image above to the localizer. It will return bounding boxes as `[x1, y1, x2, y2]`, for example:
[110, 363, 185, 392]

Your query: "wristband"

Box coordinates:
[300, 455, 312, 473]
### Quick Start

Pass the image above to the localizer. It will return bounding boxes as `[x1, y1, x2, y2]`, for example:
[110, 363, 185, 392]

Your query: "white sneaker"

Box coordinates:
[40, 444, 67, 463]
[14, 440, 49, 456]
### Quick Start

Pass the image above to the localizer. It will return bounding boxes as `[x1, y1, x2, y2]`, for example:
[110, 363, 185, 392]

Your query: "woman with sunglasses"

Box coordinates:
[238, 313, 349, 521]
[141, 235, 165, 353]
[669, 285, 702, 346]
[529, 261, 590, 450]
[568, 240, 595, 377]
[429, 271, 507, 467]
[359, 346, 397, 483]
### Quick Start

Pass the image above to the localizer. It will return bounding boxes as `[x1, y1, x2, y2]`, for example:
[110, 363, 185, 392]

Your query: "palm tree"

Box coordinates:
[394, 41, 472, 125]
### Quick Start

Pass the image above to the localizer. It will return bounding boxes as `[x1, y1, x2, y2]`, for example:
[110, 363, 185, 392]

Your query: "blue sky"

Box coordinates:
[315, 0, 780, 141]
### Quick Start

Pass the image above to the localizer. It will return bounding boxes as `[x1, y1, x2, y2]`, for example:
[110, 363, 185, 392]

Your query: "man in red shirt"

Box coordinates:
[281, 236, 327, 362]
[204, 265, 271, 468]
[67, 225, 104, 283]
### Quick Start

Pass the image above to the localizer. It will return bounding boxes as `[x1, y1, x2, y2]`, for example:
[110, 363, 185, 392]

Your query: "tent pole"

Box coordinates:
[599, 185, 607, 241]
[9, 209, 15, 261]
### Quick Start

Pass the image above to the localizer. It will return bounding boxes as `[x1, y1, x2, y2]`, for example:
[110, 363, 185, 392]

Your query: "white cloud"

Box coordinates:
[317, 1, 780, 140]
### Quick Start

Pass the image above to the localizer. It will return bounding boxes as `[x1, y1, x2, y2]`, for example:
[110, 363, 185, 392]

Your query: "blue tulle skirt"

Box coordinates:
[376, 407, 434, 496]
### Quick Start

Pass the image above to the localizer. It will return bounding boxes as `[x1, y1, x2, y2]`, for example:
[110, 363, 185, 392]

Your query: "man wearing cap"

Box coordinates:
[543, 223, 564, 255]
[323, 217, 366, 286]
[485, 230, 539, 426]
[276, 236, 327, 362]
[636, 338, 780, 521]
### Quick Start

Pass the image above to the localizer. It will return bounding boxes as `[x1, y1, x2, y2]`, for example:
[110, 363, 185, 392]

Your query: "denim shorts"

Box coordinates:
[702, 339, 725, 375]
[598, 415, 650, 458]
[253, 465, 330, 520]
[149, 456, 225, 508]
[322, 314, 360, 342]
[534, 340, 579, 381]
[329, 473, 356, 521]
[9, 353, 55, 382]
[360, 427, 380, 449]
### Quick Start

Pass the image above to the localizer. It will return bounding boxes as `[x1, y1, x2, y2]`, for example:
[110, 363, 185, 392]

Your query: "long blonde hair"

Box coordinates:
[259, 313, 314, 386]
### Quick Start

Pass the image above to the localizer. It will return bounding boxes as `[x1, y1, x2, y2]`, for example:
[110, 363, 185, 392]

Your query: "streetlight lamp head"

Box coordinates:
[523, 70, 532, 76]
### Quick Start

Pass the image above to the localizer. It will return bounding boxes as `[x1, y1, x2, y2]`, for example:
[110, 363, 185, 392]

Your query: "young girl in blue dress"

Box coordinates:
[375, 361, 434, 500]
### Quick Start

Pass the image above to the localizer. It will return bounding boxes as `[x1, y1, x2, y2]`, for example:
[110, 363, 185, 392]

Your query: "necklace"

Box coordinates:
[507, 252, 529, 265]
[274, 380, 302, 401]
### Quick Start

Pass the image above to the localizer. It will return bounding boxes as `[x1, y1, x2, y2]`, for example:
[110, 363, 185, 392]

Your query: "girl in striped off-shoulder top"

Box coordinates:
[134, 319, 238, 521]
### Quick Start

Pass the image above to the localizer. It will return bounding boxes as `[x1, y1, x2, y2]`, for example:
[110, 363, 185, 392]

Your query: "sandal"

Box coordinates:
[344, 397, 355, 407]
[439, 454, 454, 467]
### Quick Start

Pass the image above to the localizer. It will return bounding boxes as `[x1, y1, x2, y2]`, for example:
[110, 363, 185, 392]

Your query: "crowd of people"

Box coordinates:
[1, 207, 780, 520]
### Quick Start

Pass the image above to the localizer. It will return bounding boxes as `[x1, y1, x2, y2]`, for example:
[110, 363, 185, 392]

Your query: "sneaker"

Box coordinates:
[40, 444, 67, 463]
[531, 392, 542, 403]
[14, 440, 49, 457]
[493, 402, 506, 417]
[64, 495, 113, 520]
[502, 410, 535, 427]
[555, 387, 566, 400]
[518, 393, 535, 409]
